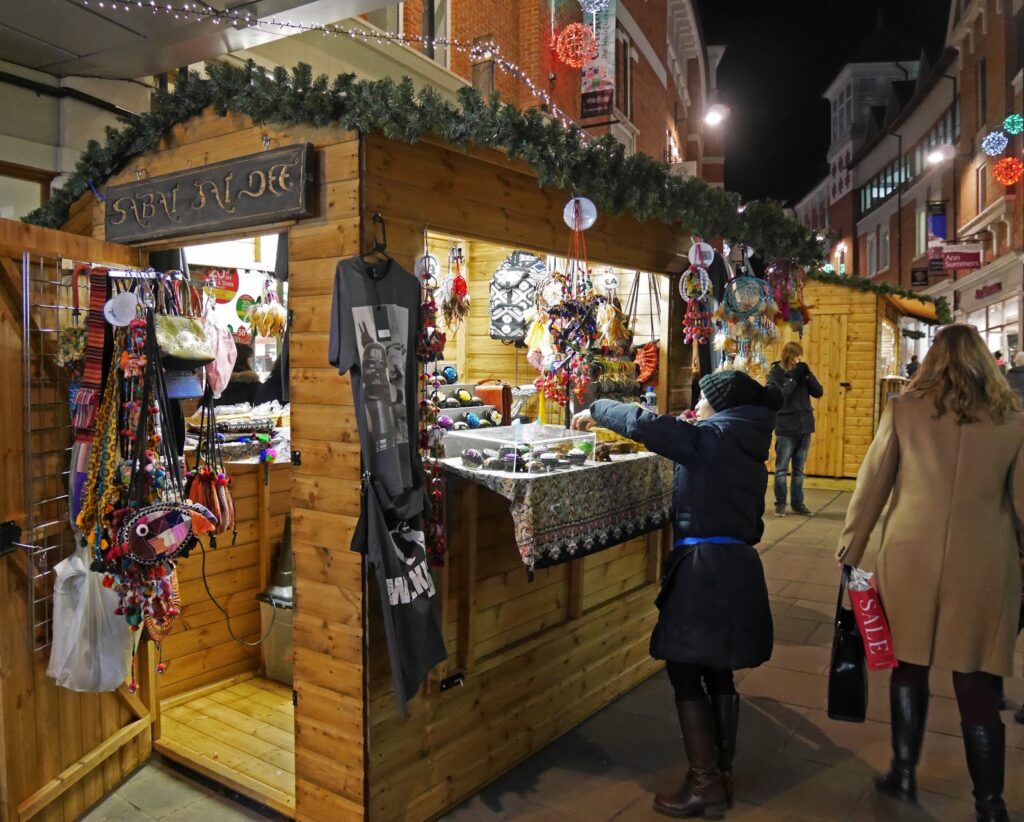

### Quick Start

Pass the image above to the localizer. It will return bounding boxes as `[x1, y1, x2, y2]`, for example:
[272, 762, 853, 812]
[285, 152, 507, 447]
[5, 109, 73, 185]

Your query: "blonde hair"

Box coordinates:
[781, 342, 804, 370]
[910, 324, 1021, 424]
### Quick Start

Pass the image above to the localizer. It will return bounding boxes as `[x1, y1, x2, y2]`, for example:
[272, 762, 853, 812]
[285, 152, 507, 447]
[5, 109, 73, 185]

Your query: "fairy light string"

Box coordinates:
[78, 0, 581, 131]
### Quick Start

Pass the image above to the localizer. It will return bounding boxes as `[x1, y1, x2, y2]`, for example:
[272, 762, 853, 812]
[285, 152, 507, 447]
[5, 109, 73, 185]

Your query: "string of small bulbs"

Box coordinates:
[77, 0, 582, 133]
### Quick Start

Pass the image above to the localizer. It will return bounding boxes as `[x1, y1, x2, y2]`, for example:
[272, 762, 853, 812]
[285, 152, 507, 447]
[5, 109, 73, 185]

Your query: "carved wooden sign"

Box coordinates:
[104, 144, 314, 243]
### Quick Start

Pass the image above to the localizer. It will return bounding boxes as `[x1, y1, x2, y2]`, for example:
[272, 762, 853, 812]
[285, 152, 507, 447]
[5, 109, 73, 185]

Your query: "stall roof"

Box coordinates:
[886, 293, 939, 323]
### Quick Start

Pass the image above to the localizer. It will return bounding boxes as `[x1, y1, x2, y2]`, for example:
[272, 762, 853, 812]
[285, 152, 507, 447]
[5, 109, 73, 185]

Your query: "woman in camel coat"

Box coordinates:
[838, 324, 1023, 822]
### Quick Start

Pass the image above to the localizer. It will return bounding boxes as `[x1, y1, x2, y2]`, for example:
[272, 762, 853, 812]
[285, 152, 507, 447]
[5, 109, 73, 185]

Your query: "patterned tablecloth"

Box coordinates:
[442, 452, 674, 572]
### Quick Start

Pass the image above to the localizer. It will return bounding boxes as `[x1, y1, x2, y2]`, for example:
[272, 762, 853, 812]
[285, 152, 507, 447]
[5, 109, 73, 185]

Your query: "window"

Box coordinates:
[831, 84, 852, 141]
[977, 163, 988, 211]
[0, 164, 52, 220]
[867, 232, 878, 276]
[422, 0, 449, 67]
[365, 3, 402, 32]
[879, 225, 891, 270]
[916, 206, 927, 256]
[977, 58, 987, 128]
[665, 129, 680, 163]
[615, 27, 633, 120]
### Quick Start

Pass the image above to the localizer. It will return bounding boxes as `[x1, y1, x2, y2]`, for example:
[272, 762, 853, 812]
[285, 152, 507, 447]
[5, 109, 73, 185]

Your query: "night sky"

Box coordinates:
[696, 0, 951, 204]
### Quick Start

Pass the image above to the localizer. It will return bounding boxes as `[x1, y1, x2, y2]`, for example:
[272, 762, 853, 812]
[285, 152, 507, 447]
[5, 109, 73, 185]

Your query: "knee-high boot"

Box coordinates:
[875, 682, 929, 803]
[653, 699, 727, 819]
[962, 724, 1009, 822]
[711, 695, 739, 809]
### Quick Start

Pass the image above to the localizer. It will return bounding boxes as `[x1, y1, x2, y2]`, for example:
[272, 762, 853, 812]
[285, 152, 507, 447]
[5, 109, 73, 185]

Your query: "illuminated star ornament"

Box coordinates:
[992, 157, 1024, 187]
[578, 0, 611, 12]
[556, 23, 598, 68]
[981, 131, 1009, 157]
[1005, 114, 1024, 136]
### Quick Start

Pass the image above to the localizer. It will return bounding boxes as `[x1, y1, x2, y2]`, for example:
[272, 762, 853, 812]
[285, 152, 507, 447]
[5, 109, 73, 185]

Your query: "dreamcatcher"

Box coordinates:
[416, 237, 447, 364]
[440, 244, 471, 335]
[714, 268, 778, 376]
[531, 198, 603, 407]
[766, 262, 812, 336]
[679, 263, 713, 345]
[245, 277, 288, 338]
[624, 271, 661, 385]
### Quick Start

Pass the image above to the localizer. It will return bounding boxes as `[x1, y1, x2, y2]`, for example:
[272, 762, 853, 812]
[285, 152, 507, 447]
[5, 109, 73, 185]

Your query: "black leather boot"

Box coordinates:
[875, 682, 929, 803]
[962, 724, 1009, 822]
[654, 699, 727, 819]
[712, 694, 739, 809]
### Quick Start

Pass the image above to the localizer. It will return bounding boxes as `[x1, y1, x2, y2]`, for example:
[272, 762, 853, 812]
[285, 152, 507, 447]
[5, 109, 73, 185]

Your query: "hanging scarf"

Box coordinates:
[73, 266, 110, 441]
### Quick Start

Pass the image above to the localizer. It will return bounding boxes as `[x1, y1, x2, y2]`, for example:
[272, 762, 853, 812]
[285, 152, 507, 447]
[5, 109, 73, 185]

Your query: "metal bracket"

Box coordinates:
[290, 450, 302, 466]
[0, 521, 20, 557]
[440, 672, 465, 692]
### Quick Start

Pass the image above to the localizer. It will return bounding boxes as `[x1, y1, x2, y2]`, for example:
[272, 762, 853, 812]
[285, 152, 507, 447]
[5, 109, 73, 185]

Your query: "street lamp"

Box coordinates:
[925, 143, 968, 243]
[704, 103, 729, 126]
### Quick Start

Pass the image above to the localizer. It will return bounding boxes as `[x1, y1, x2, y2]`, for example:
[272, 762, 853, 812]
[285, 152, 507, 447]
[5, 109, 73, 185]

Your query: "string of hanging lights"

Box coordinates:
[77, 0, 582, 131]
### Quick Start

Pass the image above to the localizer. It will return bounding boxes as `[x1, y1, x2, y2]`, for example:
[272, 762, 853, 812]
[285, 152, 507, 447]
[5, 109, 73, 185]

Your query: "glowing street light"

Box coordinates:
[704, 103, 729, 127]
[926, 144, 957, 165]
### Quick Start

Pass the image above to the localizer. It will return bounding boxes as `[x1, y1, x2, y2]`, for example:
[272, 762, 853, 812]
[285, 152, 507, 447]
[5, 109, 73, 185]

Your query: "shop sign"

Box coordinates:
[974, 282, 1002, 301]
[105, 144, 314, 243]
[580, 0, 616, 119]
[942, 243, 982, 271]
[207, 268, 240, 304]
[236, 294, 256, 323]
[910, 268, 929, 288]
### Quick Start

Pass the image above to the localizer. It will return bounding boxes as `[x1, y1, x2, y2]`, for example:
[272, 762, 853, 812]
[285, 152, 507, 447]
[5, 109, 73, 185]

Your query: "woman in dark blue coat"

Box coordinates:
[572, 370, 780, 819]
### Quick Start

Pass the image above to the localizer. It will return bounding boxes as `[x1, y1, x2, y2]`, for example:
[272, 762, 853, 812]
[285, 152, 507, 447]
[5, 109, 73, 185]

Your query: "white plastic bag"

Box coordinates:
[47, 548, 130, 692]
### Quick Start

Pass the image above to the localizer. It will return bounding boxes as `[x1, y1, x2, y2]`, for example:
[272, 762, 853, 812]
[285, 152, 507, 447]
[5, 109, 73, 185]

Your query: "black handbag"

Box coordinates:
[827, 566, 868, 723]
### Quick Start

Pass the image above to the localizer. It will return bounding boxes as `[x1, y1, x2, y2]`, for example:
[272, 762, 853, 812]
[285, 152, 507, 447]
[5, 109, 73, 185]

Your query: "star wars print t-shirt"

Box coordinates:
[329, 256, 424, 521]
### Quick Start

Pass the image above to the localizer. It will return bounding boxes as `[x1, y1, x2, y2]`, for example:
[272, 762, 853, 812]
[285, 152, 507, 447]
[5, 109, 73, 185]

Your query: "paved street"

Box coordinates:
[84, 486, 1024, 821]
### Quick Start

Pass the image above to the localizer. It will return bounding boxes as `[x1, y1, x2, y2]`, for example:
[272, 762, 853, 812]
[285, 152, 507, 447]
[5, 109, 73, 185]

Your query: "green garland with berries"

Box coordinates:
[805, 268, 952, 324]
[25, 60, 828, 264]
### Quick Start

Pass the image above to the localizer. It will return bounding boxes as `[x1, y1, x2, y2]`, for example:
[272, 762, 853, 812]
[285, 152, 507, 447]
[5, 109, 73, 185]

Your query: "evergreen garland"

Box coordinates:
[25, 61, 829, 264]
[805, 268, 952, 325]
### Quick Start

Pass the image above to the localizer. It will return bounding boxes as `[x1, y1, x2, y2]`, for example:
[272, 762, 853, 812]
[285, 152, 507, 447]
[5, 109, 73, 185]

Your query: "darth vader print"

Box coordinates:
[353, 305, 413, 497]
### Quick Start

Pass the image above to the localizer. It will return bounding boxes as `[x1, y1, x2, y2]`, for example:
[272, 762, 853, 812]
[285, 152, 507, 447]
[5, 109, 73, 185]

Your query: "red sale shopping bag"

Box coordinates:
[848, 568, 898, 671]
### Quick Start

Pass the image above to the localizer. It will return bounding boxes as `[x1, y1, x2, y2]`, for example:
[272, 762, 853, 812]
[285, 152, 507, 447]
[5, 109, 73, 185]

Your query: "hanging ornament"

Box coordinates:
[1003, 113, 1024, 136]
[687, 239, 715, 269]
[245, 277, 287, 337]
[578, 0, 610, 12]
[440, 245, 471, 334]
[556, 23, 598, 69]
[981, 131, 1009, 157]
[678, 265, 711, 302]
[992, 157, 1024, 187]
[414, 253, 441, 286]
[563, 196, 598, 230]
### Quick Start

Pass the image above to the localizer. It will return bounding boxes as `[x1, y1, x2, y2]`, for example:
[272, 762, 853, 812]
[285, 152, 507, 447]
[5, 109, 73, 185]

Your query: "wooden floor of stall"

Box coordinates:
[157, 674, 296, 817]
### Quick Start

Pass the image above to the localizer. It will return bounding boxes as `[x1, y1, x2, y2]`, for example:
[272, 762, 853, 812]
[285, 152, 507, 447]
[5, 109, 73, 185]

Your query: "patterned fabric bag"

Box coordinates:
[489, 251, 547, 342]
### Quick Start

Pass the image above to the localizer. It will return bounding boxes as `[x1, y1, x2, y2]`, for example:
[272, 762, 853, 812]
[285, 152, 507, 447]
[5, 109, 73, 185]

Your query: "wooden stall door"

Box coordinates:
[805, 312, 848, 477]
[0, 219, 155, 822]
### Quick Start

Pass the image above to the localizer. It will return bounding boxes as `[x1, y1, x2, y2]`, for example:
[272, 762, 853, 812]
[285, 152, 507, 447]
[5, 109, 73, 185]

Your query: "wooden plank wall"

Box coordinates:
[160, 463, 290, 698]
[0, 220, 153, 822]
[94, 111, 368, 820]
[363, 133, 686, 821]
[768, 281, 879, 478]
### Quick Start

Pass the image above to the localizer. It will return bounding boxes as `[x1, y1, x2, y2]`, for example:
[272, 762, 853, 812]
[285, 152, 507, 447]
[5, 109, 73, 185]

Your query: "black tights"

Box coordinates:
[892, 661, 1002, 725]
[667, 662, 736, 701]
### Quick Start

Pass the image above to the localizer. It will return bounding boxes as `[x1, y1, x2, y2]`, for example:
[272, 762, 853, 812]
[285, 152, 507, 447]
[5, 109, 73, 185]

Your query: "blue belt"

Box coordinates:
[673, 536, 745, 547]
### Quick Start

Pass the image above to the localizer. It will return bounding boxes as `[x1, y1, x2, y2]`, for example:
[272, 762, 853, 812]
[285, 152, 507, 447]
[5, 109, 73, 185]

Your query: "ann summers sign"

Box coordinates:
[105, 144, 314, 243]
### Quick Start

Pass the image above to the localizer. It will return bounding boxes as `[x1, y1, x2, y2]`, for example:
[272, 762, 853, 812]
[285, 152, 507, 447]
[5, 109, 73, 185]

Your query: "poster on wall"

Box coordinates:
[581, 1, 616, 119]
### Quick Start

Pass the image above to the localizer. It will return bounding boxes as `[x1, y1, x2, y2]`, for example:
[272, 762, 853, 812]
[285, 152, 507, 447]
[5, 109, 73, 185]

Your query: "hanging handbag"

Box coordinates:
[625, 272, 661, 384]
[475, 378, 513, 425]
[828, 566, 869, 723]
[154, 276, 215, 371]
[185, 385, 236, 543]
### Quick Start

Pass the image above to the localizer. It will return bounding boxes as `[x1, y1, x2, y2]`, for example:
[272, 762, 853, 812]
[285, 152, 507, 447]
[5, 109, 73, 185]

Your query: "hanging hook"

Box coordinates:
[371, 213, 387, 253]
[262, 134, 271, 152]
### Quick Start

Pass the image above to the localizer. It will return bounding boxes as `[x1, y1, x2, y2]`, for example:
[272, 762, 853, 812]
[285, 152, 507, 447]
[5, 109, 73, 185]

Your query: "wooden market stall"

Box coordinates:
[768, 277, 938, 479]
[0, 106, 694, 822]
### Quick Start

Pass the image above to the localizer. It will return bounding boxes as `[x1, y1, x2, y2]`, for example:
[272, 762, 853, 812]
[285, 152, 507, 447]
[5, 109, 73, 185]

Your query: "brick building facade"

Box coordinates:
[368, 0, 723, 183]
[796, 0, 1023, 359]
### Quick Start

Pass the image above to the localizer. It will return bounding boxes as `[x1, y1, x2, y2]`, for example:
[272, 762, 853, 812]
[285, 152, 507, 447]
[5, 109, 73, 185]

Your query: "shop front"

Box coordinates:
[948, 253, 1024, 362]
[0, 103, 695, 822]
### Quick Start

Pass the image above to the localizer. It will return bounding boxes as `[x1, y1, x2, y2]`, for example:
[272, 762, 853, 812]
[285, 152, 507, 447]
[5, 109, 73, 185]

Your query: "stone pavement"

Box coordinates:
[83, 487, 1024, 821]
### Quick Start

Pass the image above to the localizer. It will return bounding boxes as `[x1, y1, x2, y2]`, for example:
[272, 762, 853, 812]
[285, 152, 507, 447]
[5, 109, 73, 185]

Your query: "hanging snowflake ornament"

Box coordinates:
[981, 131, 1009, 157]
[556, 23, 598, 69]
[992, 157, 1024, 187]
[1004, 113, 1024, 136]
[578, 0, 610, 12]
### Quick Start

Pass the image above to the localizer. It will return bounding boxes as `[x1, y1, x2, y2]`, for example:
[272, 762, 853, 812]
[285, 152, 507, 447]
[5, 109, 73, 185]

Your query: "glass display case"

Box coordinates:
[443, 424, 597, 473]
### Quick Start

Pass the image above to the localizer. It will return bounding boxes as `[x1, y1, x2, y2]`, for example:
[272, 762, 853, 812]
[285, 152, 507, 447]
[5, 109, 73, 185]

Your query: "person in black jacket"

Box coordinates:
[572, 370, 780, 819]
[767, 342, 823, 517]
